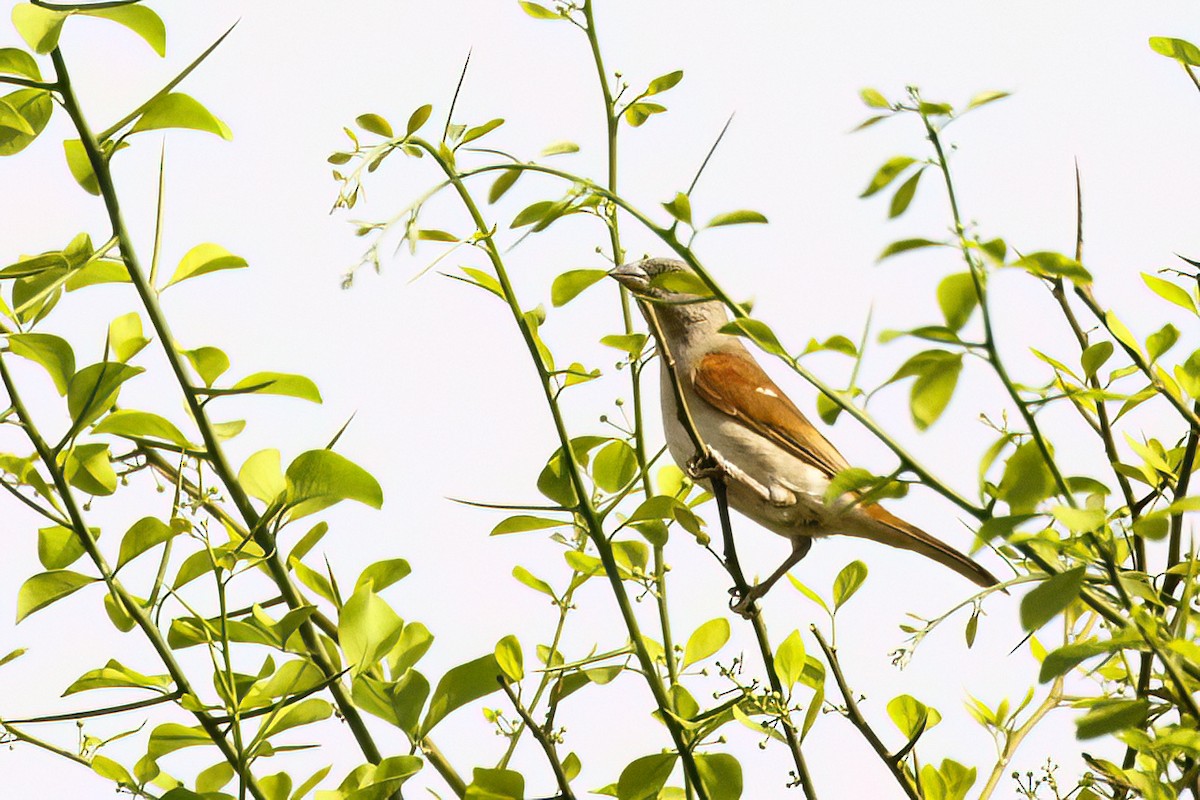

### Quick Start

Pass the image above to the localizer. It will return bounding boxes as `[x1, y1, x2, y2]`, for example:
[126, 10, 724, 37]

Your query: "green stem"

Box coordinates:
[498, 678, 577, 800]
[422, 140, 708, 799]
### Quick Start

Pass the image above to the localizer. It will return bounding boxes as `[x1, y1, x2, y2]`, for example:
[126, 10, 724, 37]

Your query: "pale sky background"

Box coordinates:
[1, 2, 1198, 798]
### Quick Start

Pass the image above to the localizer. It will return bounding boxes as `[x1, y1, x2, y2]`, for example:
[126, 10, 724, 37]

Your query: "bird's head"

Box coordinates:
[609, 257, 732, 346]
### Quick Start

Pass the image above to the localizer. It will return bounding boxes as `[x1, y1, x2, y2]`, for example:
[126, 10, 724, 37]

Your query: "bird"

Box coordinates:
[609, 256, 1000, 614]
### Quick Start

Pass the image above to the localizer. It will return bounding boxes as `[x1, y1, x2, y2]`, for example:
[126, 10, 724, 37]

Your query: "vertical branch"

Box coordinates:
[498, 678, 577, 800]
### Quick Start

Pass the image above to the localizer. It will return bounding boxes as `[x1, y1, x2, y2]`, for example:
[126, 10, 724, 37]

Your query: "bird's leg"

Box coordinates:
[730, 536, 814, 618]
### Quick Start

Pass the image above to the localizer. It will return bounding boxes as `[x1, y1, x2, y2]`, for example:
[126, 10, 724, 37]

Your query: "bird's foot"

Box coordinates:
[686, 450, 727, 482]
[729, 584, 765, 619]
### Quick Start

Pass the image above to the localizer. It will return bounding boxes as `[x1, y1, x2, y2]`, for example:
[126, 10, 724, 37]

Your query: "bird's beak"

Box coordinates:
[608, 260, 650, 293]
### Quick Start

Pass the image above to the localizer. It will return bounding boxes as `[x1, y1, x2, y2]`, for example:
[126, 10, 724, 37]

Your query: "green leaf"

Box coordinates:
[355, 559, 411, 593]
[494, 634, 523, 681]
[491, 515, 567, 536]
[165, 242, 247, 287]
[1020, 566, 1086, 631]
[465, 767, 524, 800]
[512, 566, 555, 598]
[617, 753, 677, 800]
[1147, 323, 1179, 361]
[540, 139, 579, 156]
[8, 332, 74, 394]
[355, 113, 393, 137]
[11, 5, 67, 53]
[600, 333, 648, 356]
[230, 371, 321, 403]
[1012, 251, 1092, 284]
[937, 273, 978, 331]
[37, 524, 96, 570]
[1080, 341, 1113, 380]
[518, 1, 560, 20]
[966, 90, 1010, 109]
[887, 694, 941, 738]
[997, 440, 1056, 513]
[80, 5, 166, 56]
[551, 269, 607, 306]
[860, 156, 916, 198]
[1050, 505, 1106, 533]
[774, 629, 807, 689]
[461, 117, 504, 145]
[706, 209, 768, 227]
[646, 70, 684, 95]
[108, 312, 150, 362]
[0, 48, 40, 80]
[93, 410, 189, 447]
[888, 350, 963, 430]
[1039, 638, 1123, 683]
[260, 697, 332, 739]
[623, 101, 666, 127]
[388, 622, 435, 678]
[487, 168, 521, 203]
[889, 168, 924, 218]
[0, 88, 51, 156]
[285, 449, 383, 517]
[91, 754, 134, 787]
[16, 570, 97, 622]
[1142, 273, 1197, 314]
[420, 653, 503, 736]
[147, 723, 211, 759]
[239, 449, 287, 505]
[662, 192, 692, 225]
[67, 362, 143, 429]
[131, 92, 230, 139]
[64, 443, 116, 496]
[339, 587, 403, 676]
[593, 440, 637, 492]
[878, 238, 943, 261]
[406, 104, 432, 136]
[1076, 698, 1149, 739]
[116, 517, 176, 570]
[682, 618, 730, 668]
[719, 317, 785, 357]
[860, 88, 890, 108]
[62, 138, 100, 194]
[1149, 36, 1200, 66]
[64, 659, 172, 695]
[833, 560, 868, 609]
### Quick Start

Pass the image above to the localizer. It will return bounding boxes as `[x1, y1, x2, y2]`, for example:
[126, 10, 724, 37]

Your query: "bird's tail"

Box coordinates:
[854, 503, 1000, 588]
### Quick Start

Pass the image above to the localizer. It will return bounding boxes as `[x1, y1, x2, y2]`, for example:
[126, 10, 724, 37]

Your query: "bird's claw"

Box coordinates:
[686, 451, 726, 482]
[728, 584, 763, 619]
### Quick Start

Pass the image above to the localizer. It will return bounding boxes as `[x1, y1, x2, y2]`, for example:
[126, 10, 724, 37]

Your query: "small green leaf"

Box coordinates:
[1080, 341, 1113, 379]
[540, 139, 579, 156]
[37, 524, 96, 570]
[339, 587, 403, 676]
[551, 269, 608, 306]
[966, 90, 1010, 109]
[491, 515, 567, 536]
[8, 332, 75, 394]
[1020, 566, 1086, 631]
[239, 448, 286, 504]
[860, 88, 890, 108]
[355, 113, 393, 137]
[888, 168, 924, 218]
[833, 560, 868, 609]
[1149, 36, 1200, 66]
[16, 570, 97, 622]
[62, 138, 101, 194]
[64, 443, 116, 496]
[0, 48, 41, 80]
[230, 371, 321, 403]
[860, 156, 916, 198]
[617, 753, 677, 800]
[706, 209, 768, 227]
[147, 723, 211, 759]
[108, 312, 150, 362]
[355, 559, 412, 593]
[420, 653, 503, 736]
[488, 168, 521, 203]
[623, 101, 666, 127]
[1075, 698, 1149, 739]
[646, 70, 684, 95]
[11, 4, 67, 53]
[67, 362, 143, 429]
[494, 634, 523, 681]
[116, 517, 176, 570]
[936, 273, 978, 331]
[165, 242, 247, 287]
[130, 93, 231, 139]
[593, 440, 637, 492]
[260, 698, 332, 739]
[694, 753, 742, 800]
[1147, 323, 1179, 361]
[0, 88, 52, 157]
[887, 694, 941, 738]
[518, 1, 561, 20]
[93, 410, 189, 447]
[79, 5, 165, 56]
[878, 238, 943, 261]
[64, 659, 172, 695]
[600, 333, 647, 356]
[662, 192, 693, 225]
[406, 104, 432, 136]
[719, 317, 785, 357]
[1050, 505, 1106, 533]
[1142, 273, 1197, 314]
[461, 117, 504, 144]
[91, 755, 134, 787]
[285, 449, 383, 517]
[512, 566, 556, 598]
[774, 629, 806, 689]
[682, 618, 730, 668]
[997, 440, 1056, 514]
[1012, 251, 1091, 284]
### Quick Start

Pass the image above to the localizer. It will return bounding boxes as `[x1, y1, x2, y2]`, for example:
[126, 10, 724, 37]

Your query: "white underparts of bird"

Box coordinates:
[608, 257, 1000, 612]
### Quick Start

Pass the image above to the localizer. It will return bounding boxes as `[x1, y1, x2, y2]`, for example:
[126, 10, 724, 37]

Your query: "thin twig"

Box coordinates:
[498, 678, 576, 800]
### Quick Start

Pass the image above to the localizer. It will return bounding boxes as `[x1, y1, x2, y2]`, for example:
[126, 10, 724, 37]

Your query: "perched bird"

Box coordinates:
[609, 257, 999, 613]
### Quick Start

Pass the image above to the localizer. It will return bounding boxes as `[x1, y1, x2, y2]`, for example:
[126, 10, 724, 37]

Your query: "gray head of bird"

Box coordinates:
[608, 257, 732, 344]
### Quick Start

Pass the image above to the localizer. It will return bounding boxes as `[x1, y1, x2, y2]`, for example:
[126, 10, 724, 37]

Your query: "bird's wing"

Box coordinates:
[691, 350, 851, 480]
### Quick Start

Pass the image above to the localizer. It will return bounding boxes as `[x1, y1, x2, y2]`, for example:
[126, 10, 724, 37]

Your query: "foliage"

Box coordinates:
[2, 2, 1199, 800]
